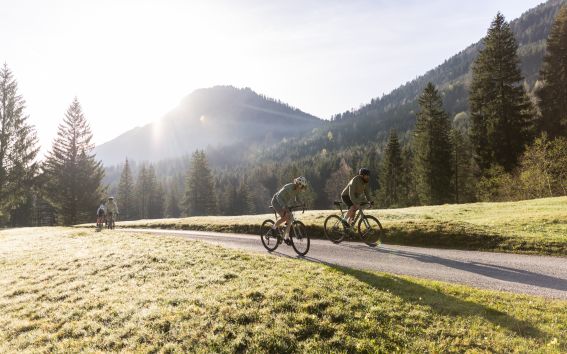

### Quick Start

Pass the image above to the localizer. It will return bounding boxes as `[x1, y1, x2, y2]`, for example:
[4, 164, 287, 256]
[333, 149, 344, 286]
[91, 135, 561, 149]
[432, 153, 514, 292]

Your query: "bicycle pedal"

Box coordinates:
[284, 238, 292, 245]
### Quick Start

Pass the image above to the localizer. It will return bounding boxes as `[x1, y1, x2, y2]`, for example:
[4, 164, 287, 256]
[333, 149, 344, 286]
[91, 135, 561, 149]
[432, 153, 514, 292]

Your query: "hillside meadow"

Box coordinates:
[115, 197, 567, 256]
[0, 228, 565, 352]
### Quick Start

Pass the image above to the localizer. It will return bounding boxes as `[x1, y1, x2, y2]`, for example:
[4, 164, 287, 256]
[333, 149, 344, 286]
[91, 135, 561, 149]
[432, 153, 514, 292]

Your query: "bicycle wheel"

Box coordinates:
[290, 221, 310, 256]
[358, 215, 384, 246]
[323, 215, 346, 244]
[260, 219, 280, 252]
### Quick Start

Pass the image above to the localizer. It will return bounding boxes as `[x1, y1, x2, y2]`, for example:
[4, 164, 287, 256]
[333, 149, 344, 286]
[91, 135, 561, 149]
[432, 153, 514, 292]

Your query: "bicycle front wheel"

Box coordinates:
[260, 219, 280, 252]
[323, 215, 346, 244]
[358, 215, 384, 246]
[290, 221, 310, 256]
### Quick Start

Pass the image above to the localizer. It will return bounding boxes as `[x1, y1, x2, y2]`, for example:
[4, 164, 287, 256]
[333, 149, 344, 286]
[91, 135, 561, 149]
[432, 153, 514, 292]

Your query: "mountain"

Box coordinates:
[262, 0, 566, 161]
[95, 86, 322, 165]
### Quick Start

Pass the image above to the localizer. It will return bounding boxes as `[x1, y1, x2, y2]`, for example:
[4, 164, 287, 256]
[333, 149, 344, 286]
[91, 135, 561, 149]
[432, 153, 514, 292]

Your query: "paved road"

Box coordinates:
[122, 228, 567, 299]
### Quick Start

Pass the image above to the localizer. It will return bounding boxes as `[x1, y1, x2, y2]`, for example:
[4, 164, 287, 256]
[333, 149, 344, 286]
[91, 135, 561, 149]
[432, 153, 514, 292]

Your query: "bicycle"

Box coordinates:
[260, 205, 310, 256]
[96, 214, 106, 230]
[323, 201, 384, 246]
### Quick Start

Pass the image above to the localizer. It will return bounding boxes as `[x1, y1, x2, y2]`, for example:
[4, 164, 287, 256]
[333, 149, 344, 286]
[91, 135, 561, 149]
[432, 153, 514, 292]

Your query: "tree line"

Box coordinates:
[2, 7, 566, 225]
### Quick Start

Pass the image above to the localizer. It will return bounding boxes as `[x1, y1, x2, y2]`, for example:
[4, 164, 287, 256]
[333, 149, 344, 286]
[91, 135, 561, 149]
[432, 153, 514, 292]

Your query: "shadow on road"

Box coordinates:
[337, 243, 567, 292]
[275, 252, 545, 339]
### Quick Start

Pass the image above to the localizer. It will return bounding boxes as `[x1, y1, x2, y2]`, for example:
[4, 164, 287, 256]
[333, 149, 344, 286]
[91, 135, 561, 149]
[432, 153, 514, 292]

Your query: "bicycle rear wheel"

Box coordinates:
[260, 219, 280, 252]
[290, 221, 310, 256]
[358, 215, 384, 246]
[323, 215, 346, 244]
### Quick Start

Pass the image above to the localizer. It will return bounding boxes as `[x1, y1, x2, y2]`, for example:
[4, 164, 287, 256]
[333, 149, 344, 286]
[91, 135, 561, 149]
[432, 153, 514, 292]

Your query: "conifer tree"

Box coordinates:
[135, 165, 149, 219]
[165, 186, 181, 218]
[148, 166, 164, 219]
[450, 129, 476, 203]
[44, 98, 104, 225]
[536, 5, 567, 138]
[400, 144, 418, 206]
[237, 182, 255, 215]
[469, 12, 535, 172]
[414, 83, 454, 205]
[184, 150, 217, 216]
[379, 130, 403, 207]
[0, 64, 39, 223]
[117, 158, 135, 220]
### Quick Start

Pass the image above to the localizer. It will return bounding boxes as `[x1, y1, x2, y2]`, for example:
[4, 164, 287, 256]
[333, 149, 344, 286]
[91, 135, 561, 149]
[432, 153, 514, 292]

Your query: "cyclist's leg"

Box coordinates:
[283, 212, 294, 239]
[342, 195, 357, 223]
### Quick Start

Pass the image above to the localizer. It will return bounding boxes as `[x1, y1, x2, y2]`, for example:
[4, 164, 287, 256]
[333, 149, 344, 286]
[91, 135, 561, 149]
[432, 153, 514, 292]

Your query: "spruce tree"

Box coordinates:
[117, 158, 135, 220]
[379, 130, 403, 207]
[135, 165, 149, 219]
[536, 5, 567, 138]
[44, 98, 104, 225]
[165, 186, 181, 218]
[148, 166, 164, 219]
[400, 144, 418, 206]
[414, 83, 454, 205]
[450, 129, 476, 203]
[237, 182, 255, 215]
[0, 64, 39, 223]
[469, 12, 535, 172]
[184, 150, 217, 216]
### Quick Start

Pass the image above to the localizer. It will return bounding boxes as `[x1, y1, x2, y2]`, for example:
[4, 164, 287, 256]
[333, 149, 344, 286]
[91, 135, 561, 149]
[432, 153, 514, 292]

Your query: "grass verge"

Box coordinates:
[1, 227, 565, 352]
[113, 197, 567, 256]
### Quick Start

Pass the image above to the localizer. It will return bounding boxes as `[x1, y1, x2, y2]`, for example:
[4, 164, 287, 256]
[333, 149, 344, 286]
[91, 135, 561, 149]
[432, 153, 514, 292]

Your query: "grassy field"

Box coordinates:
[1, 227, 565, 352]
[116, 196, 567, 256]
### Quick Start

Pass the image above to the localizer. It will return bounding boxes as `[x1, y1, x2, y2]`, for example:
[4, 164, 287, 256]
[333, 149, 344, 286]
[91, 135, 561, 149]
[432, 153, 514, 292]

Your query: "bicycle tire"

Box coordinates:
[323, 215, 347, 244]
[260, 219, 280, 252]
[290, 220, 310, 256]
[358, 215, 384, 246]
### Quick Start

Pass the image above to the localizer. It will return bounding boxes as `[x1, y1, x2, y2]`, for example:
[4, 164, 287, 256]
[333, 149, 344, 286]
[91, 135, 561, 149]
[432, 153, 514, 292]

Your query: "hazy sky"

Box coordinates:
[2, 0, 542, 151]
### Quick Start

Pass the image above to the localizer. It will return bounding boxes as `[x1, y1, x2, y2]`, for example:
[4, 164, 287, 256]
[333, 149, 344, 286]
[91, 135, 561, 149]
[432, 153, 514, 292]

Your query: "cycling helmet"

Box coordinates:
[359, 168, 370, 176]
[294, 176, 308, 187]
[108, 196, 114, 200]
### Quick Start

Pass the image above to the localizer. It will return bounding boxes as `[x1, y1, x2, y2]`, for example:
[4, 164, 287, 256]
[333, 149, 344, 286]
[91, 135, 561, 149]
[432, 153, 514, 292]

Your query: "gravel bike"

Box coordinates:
[323, 201, 383, 246]
[260, 205, 310, 256]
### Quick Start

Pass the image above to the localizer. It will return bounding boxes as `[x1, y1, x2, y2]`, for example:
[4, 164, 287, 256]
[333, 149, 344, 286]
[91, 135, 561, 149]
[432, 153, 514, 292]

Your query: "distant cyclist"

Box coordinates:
[105, 197, 119, 226]
[96, 200, 106, 227]
[341, 168, 371, 226]
[270, 177, 308, 243]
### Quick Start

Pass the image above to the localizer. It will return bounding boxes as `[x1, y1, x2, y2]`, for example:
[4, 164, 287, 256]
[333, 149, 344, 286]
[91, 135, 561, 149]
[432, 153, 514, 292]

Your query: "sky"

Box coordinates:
[1, 0, 543, 152]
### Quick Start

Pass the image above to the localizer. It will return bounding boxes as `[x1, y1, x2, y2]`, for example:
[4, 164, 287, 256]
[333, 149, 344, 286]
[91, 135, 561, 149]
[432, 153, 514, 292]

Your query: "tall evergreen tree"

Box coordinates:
[148, 165, 164, 219]
[400, 144, 418, 206]
[450, 129, 476, 203]
[0, 64, 39, 224]
[536, 5, 567, 138]
[135, 165, 149, 219]
[44, 98, 104, 225]
[469, 12, 535, 173]
[414, 83, 454, 205]
[379, 130, 403, 207]
[237, 182, 255, 215]
[184, 150, 217, 216]
[165, 185, 181, 218]
[117, 158, 135, 220]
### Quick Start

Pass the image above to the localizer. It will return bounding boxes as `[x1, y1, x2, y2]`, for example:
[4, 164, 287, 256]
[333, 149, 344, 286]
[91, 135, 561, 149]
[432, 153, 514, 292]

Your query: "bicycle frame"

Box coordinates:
[334, 202, 369, 226]
[271, 205, 304, 237]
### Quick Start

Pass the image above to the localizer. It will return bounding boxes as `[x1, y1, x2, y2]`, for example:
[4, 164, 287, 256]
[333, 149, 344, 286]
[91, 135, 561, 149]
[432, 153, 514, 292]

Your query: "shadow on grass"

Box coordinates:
[338, 243, 567, 293]
[288, 254, 545, 339]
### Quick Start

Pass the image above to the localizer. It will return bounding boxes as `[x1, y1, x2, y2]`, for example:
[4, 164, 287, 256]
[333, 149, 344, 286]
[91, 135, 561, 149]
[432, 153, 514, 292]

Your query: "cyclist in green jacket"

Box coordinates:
[271, 176, 308, 242]
[341, 168, 371, 225]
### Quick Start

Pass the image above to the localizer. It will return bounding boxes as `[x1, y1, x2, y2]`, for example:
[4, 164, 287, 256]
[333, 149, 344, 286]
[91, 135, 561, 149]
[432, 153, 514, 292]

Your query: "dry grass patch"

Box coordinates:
[1, 227, 565, 352]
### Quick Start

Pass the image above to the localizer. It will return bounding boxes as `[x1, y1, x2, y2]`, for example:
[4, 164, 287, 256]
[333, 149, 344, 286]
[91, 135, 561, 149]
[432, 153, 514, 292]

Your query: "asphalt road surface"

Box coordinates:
[122, 228, 567, 299]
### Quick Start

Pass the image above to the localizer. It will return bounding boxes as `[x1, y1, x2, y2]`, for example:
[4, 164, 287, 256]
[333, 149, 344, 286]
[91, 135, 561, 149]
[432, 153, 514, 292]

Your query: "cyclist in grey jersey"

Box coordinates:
[271, 176, 308, 242]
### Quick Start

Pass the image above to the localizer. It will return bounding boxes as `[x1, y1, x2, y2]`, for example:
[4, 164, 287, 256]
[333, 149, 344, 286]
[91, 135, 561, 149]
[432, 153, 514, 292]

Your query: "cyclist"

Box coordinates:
[270, 176, 308, 243]
[341, 168, 371, 226]
[96, 200, 106, 227]
[105, 197, 119, 226]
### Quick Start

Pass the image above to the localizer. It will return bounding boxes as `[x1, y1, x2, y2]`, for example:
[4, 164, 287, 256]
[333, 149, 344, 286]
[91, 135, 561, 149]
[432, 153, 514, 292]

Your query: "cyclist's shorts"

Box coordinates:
[341, 195, 354, 207]
[97, 210, 105, 217]
[271, 197, 287, 216]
